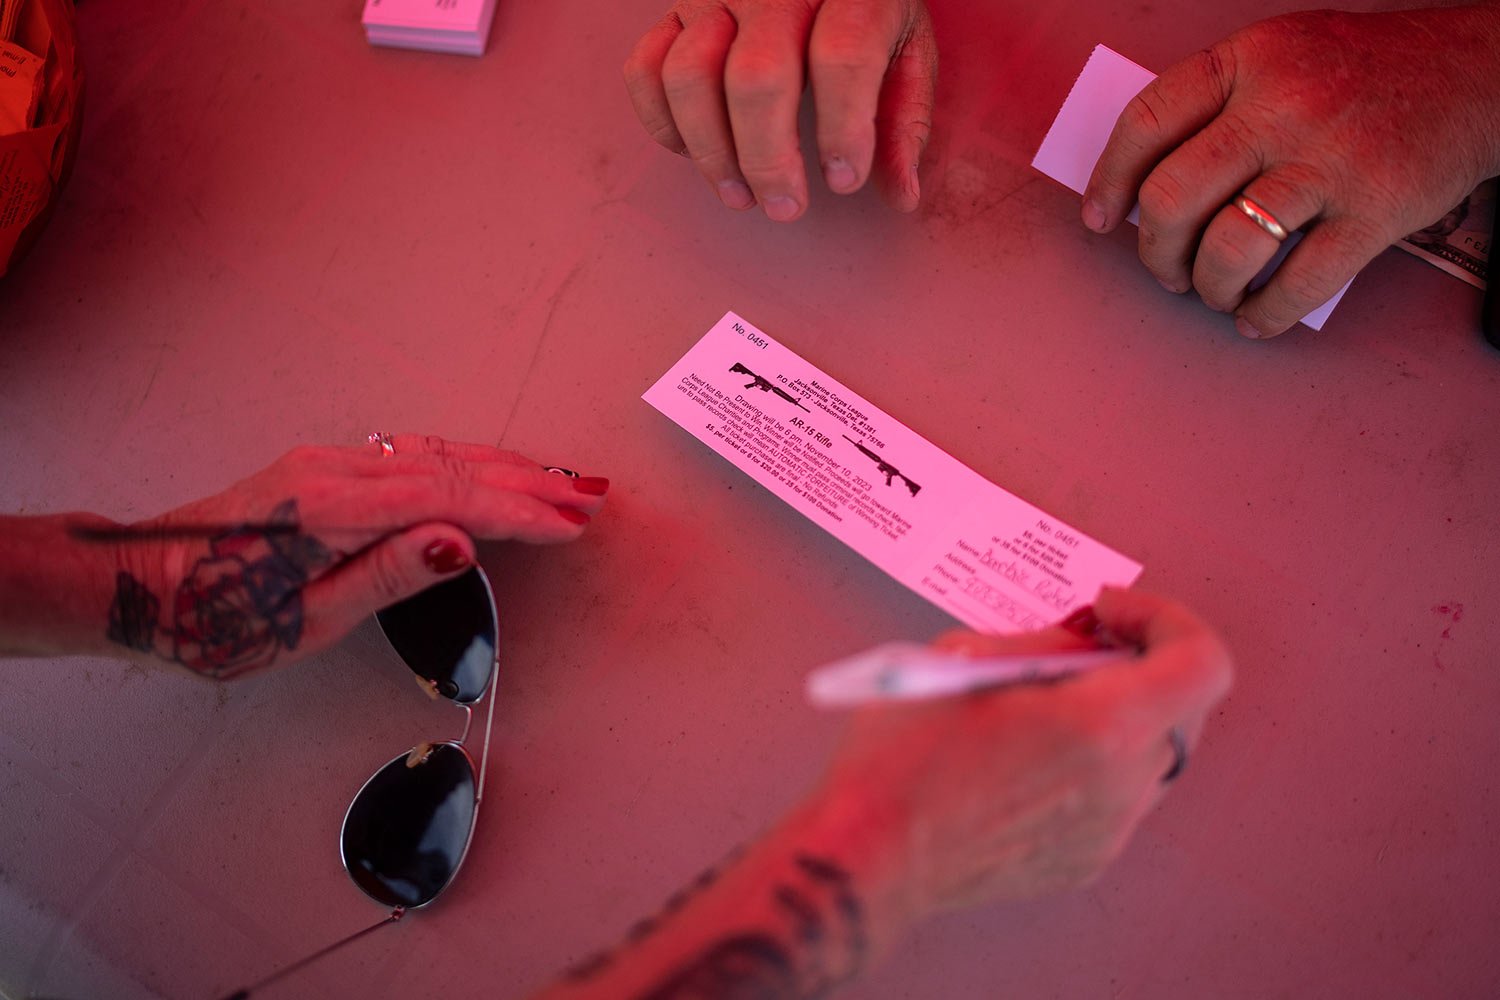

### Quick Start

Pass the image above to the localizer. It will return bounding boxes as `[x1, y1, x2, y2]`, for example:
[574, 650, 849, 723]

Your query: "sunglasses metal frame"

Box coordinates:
[222, 566, 503, 1000]
[339, 565, 501, 911]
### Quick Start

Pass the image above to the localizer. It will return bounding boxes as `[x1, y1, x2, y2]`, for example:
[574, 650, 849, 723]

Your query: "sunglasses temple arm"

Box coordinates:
[216, 907, 405, 1000]
[474, 656, 500, 806]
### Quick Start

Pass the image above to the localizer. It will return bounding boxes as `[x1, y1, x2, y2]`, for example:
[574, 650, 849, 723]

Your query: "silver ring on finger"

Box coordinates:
[1231, 194, 1289, 242]
[368, 431, 395, 457]
[1162, 726, 1189, 784]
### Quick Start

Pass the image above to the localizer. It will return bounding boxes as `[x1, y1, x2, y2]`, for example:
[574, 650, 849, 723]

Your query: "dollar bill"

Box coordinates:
[1398, 178, 1494, 289]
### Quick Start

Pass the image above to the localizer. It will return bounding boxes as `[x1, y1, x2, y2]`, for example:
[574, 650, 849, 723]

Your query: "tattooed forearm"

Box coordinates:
[107, 572, 160, 652]
[104, 499, 330, 679]
[563, 845, 748, 984]
[631, 854, 866, 1000]
[643, 936, 797, 999]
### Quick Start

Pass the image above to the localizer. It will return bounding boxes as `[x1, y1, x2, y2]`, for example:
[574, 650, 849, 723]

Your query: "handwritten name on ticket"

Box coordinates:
[643, 312, 1143, 632]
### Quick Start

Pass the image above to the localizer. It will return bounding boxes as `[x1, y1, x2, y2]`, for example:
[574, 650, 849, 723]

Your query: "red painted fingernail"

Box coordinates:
[573, 476, 610, 496]
[423, 540, 470, 575]
[1057, 605, 1101, 638]
[556, 507, 591, 525]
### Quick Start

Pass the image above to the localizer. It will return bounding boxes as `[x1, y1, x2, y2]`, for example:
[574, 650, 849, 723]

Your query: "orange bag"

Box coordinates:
[0, 0, 82, 278]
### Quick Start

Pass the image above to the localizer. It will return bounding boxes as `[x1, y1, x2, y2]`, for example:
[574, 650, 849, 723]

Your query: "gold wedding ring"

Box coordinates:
[1231, 194, 1289, 242]
[368, 431, 395, 457]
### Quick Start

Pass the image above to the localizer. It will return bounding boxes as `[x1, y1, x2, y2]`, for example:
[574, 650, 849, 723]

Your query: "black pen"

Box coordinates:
[68, 522, 306, 542]
[1484, 196, 1500, 349]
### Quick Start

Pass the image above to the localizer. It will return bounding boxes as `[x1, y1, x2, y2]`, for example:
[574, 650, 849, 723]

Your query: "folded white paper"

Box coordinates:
[1033, 45, 1352, 331]
[644, 313, 1143, 633]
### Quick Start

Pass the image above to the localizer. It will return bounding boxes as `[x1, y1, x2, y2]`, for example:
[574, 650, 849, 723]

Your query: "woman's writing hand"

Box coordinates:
[818, 588, 1232, 923]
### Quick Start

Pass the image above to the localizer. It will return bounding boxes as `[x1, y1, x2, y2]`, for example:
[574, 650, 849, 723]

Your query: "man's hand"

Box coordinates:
[624, 0, 938, 220]
[1082, 6, 1500, 338]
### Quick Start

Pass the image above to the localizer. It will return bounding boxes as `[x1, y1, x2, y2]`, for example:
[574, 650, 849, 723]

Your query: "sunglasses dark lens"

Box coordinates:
[376, 567, 496, 704]
[341, 742, 478, 909]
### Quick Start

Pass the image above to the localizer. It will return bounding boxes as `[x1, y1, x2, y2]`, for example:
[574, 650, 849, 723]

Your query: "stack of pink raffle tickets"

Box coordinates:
[361, 0, 499, 56]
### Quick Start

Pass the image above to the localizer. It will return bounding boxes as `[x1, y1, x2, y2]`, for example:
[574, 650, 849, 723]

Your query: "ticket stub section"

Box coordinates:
[643, 312, 1143, 632]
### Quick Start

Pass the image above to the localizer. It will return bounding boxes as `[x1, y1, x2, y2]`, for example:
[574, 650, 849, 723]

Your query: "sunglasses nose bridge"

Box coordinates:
[458, 703, 474, 745]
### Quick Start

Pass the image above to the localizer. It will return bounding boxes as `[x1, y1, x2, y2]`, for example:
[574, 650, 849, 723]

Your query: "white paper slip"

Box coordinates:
[643, 312, 1144, 633]
[1032, 44, 1352, 331]
[806, 642, 1132, 706]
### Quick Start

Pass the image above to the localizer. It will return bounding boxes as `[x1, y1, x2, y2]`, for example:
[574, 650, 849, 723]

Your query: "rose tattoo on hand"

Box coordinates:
[106, 499, 332, 679]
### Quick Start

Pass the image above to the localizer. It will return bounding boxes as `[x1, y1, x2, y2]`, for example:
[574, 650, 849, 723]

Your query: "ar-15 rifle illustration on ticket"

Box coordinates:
[644, 312, 1143, 634]
[730, 361, 812, 411]
[842, 434, 920, 497]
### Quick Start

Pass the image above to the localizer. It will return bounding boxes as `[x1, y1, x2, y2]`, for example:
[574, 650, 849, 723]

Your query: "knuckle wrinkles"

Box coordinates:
[421, 434, 451, 458]
[739, 160, 801, 185]
[1194, 239, 1254, 301]
[518, 465, 552, 497]
[809, 41, 884, 79]
[1137, 172, 1190, 222]
[725, 57, 798, 103]
[738, 148, 803, 178]
[648, 122, 688, 152]
[1274, 265, 1334, 310]
[1199, 44, 1235, 102]
[660, 57, 717, 95]
[902, 117, 934, 145]
[1213, 114, 1261, 160]
[688, 146, 736, 172]
[1123, 93, 1166, 139]
[1198, 291, 1237, 314]
[1335, 212, 1393, 252]
[1200, 227, 1256, 272]
[624, 66, 666, 106]
[621, 55, 651, 90]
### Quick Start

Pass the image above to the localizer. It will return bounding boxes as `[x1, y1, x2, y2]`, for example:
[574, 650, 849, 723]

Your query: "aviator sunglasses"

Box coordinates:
[223, 565, 501, 998]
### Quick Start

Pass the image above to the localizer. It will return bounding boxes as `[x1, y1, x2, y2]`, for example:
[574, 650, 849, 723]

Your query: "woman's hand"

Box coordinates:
[625, 0, 938, 220]
[819, 588, 1233, 922]
[1083, 6, 1500, 337]
[531, 590, 1232, 999]
[4, 435, 608, 678]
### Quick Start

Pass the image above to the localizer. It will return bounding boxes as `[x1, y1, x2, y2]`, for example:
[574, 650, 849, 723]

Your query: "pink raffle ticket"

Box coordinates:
[643, 312, 1143, 633]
